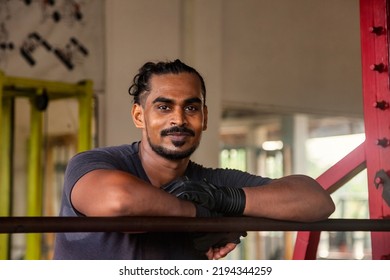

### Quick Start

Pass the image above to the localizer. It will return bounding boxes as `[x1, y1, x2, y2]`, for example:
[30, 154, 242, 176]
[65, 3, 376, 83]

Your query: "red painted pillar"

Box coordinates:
[360, 0, 390, 260]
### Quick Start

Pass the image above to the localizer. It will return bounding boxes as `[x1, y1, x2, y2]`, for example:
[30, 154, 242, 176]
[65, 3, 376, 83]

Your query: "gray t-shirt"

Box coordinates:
[53, 142, 271, 259]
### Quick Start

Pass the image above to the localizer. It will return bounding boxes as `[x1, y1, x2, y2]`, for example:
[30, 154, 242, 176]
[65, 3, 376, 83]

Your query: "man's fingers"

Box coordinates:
[206, 248, 214, 260]
[208, 242, 237, 260]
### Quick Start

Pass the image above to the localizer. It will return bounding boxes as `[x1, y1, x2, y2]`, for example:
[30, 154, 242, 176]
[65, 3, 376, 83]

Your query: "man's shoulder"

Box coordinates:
[77, 142, 139, 157]
[66, 142, 140, 169]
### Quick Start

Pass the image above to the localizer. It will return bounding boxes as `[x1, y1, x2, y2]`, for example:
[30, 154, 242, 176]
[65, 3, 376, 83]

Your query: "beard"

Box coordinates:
[147, 126, 199, 160]
[147, 136, 198, 160]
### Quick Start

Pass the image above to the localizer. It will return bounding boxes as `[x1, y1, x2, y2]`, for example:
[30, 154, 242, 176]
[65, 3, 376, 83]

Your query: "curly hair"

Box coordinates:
[128, 59, 206, 105]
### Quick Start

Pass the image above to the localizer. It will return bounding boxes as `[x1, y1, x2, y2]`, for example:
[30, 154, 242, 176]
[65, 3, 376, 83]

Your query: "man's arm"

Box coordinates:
[243, 175, 335, 222]
[70, 169, 238, 259]
[163, 174, 335, 222]
[70, 169, 196, 217]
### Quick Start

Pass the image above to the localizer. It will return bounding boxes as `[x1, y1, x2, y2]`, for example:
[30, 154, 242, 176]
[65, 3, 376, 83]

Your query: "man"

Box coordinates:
[53, 59, 335, 260]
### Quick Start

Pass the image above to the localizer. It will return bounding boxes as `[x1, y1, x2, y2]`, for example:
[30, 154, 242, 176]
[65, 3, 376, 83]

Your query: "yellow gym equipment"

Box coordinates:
[0, 71, 93, 259]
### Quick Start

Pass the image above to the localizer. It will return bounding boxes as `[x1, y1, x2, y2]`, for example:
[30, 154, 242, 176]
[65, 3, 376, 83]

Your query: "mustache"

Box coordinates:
[161, 126, 195, 137]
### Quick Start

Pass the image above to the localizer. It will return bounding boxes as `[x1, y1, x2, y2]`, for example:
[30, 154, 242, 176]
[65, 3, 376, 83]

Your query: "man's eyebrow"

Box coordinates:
[152, 97, 203, 104]
[184, 97, 202, 104]
[152, 97, 173, 104]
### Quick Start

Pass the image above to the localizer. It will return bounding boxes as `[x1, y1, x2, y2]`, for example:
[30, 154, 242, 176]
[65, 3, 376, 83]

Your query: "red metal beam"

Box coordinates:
[293, 142, 366, 259]
[317, 142, 366, 194]
[360, 0, 390, 260]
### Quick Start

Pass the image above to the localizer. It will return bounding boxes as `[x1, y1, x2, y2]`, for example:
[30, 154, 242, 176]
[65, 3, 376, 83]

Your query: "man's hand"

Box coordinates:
[162, 179, 247, 258]
[162, 178, 246, 216]
[192, 231, 247, 252]
[192, 232, 246, 259]
[206, 243, 237, 260]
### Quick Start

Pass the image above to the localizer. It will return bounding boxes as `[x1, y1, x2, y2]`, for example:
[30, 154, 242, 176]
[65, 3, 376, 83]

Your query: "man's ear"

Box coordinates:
[203, 105, 208, 131]
[132, 103, 145, 128]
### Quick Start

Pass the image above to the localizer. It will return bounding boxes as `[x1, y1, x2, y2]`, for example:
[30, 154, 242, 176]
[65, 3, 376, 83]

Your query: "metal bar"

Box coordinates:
[77, 80, 93, 152]
[25, 95, 44, 260]
[0, 76, 9, 219]
[2, 76, 86, 98]
[0, 217, 389, 234]
[2, 89, 80, 100]
[316, 142, 366, 194]
[293, 231, 321, 260]
[0, 72, 12, 260]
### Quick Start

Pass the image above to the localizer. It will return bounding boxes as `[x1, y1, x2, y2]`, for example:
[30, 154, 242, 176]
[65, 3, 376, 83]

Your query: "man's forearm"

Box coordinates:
[243, 175, 335, 222]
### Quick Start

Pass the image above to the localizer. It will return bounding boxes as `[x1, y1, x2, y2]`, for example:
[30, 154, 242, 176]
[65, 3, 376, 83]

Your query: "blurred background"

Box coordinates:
[0, 0, 370, 259]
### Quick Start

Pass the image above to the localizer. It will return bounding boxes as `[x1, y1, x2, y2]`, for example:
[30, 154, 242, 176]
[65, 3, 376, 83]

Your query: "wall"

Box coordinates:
[222, 0, 362, 116]
[104, 0, 181, 147]
[104, 0, 223, 167]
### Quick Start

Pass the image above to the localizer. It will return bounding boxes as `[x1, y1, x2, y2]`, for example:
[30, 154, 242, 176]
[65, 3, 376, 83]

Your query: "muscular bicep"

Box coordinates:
[70, 169, 197, 218]
[70, 169, 143, 216]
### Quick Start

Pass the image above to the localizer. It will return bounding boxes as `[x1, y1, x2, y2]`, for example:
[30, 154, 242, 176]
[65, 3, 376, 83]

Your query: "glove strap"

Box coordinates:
[221, 187, 246, 215]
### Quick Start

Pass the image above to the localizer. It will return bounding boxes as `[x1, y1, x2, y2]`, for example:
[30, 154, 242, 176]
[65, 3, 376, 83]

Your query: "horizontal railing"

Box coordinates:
[0, 217, 389, 233]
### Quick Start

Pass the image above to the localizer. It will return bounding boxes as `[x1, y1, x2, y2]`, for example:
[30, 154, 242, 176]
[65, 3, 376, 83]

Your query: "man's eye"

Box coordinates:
[157, 105, 170, 111]
[185, 105, 198, 111]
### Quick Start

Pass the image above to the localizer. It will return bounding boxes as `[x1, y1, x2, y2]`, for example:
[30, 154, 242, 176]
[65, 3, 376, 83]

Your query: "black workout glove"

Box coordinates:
[162, 178, 246, 216]
[162, 178, 247, 253]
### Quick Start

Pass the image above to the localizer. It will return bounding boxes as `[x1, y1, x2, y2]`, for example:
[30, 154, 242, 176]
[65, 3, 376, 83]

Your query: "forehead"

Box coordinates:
[147, 73, 203, 102]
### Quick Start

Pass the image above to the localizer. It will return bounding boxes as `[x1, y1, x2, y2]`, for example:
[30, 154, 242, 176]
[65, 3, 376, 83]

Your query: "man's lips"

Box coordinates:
[167, 134, 189, 142]
[166, 132, 192, 136]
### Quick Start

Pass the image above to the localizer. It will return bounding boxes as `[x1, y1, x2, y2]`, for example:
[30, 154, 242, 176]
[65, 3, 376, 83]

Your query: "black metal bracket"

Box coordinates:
[374, 169, 390, 207]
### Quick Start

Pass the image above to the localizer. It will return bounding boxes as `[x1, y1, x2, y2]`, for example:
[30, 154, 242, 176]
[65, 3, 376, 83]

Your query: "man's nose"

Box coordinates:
[170, 108, 187, 126]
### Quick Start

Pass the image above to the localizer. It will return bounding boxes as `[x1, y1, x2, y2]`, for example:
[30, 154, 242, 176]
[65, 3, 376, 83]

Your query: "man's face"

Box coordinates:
[132, 72, 208, 160]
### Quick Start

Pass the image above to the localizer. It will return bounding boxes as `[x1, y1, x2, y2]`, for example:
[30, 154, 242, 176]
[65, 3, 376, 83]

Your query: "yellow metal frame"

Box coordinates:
[0, 71, 93, 259]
